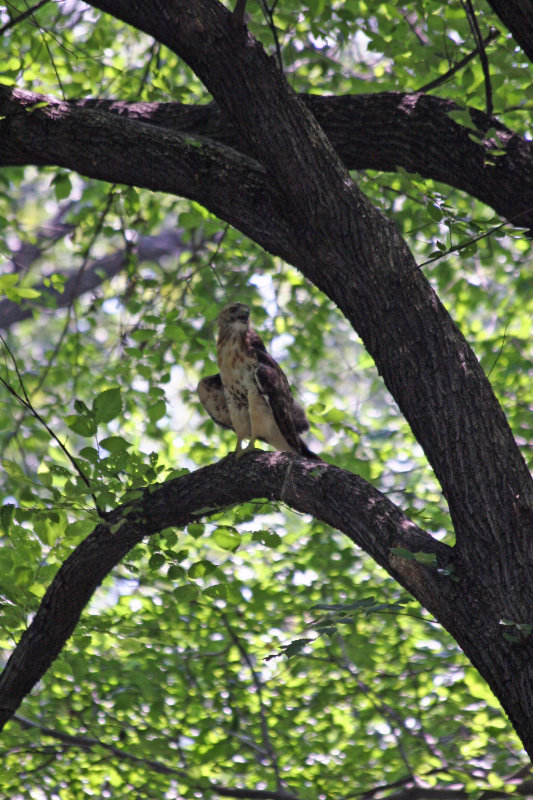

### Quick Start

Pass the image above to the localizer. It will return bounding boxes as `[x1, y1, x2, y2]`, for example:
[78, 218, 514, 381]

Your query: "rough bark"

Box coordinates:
[86, 0, 533, 757]
[486, 0, 533, 63]
[2, 0, 533, 760]
[0, 86, 303, 269]
[0, 453, 452, 731]
[2, 86, 533, 235]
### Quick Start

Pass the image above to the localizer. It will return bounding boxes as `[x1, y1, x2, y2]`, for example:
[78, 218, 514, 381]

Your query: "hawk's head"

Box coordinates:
[218, 302, 250, 333]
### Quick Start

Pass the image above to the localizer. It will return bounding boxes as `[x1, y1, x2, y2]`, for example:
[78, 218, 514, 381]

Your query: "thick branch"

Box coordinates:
[82, 0, 533, 556]
[486, 0, 533, 63]
[3, 1, 533, 754]
[73, 92, 533, 233]
[0, 452, 451, 732]
[2, 86, 533, 235]
[0, 86, 304, 268]
[71, 4, 533, 753]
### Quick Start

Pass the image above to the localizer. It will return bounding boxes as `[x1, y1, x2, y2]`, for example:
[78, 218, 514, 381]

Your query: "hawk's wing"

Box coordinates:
[198, 371, 310, 435]
[197, 375, 233, 430]
[252, 346, 320, 460]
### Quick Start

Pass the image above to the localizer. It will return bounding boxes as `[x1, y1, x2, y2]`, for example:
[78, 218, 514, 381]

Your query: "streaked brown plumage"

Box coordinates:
[197, 302, 320, 459]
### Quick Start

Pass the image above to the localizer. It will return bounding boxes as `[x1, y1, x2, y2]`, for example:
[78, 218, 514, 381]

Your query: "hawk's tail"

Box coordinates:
[298, 438, 322, 461]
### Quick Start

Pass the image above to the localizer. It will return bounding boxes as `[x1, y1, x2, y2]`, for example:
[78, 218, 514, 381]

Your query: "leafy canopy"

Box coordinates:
[0, 1, 531, 798]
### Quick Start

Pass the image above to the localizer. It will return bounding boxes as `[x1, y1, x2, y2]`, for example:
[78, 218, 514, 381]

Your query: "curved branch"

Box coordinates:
[0, 86, 304, 268]
[79, 0, 533, 547]
[3, 0, 533, 755]
[0, 452, 451, 732]
[2, 85, 533, 235]
[68, 3, 533, 754]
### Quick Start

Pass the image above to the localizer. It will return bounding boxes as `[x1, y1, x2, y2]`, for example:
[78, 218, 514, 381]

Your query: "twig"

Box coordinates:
[260, 0, 283, 72]
[460, 0, 493, 117]
[486, 320, 509, 378]
[221, 613, 284, 791]
[417, 27, 499, 93]
[0, 0, 49, 37]
[0, 190, 118, 459]
[209, 221, 230, 289]
[413, 209, 533, 272]
[0, 338, 104, 517]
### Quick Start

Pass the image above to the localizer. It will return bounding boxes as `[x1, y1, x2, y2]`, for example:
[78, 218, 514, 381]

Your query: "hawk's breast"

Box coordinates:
[217, 332, 256, 408]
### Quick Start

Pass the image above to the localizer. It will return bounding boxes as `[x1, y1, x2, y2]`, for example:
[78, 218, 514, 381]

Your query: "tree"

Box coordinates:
[1, 1, 533, 797]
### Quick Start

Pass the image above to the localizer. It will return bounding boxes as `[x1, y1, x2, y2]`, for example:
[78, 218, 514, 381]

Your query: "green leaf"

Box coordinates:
[147, 399, 166, 424]
[172, 584, 198, 602]
[188, 560, 217, 579]
[0, 503, 15, 533]
[212, 526, 240, 551]
[2, 460, 34, 485]
[34, 516, 61, 546]
[14, 286, 40, 299]
[64, 520, 95, 540]
[100, 436, 131, 454]
[283, 638, 312, 658]
[427, 203, 443, 222]
[149, 552, 166, 570]
[65, 414, 97, 437]
[187, 523, 205, 539]
[203, 583, 227, 599]
[51, 173, 72, 200]
[93, 388, 123, 424]
[252, 529, 282, 548]
[79, 446, 99, 463]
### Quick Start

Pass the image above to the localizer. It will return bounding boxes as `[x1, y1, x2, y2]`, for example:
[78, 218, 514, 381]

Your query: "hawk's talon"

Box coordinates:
[235, 438, 257, 458]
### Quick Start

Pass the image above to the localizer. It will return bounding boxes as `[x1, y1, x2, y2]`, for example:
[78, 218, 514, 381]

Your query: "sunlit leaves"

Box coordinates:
[93, 387, 123, 424]
[0, 0, 531, 797]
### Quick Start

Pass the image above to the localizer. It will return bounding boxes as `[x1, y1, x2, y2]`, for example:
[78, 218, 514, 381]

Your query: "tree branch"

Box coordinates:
[486, 0, 533, 63]
[222, 614, 283, 788]
[0, 452, 451, 732]
[3, 0, 533, 755]
[460, 0, 493, 117]
[0, 85, 304, 268]
[68, 3, 533, 753]
[0, 0, 50, 36]
[417, 26, 500, 92]
[2, 85, 533, 236]
[78, 0, 533, 554]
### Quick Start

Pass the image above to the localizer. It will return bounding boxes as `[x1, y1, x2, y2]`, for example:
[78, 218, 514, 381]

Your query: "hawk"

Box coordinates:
[197, 302, 320, 460]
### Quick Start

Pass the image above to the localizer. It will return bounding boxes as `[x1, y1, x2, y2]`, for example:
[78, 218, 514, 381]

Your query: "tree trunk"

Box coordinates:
[1, 0, 533, 759]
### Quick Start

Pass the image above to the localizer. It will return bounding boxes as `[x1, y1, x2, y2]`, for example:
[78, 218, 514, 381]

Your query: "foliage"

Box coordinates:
[0, 1, 532, 798]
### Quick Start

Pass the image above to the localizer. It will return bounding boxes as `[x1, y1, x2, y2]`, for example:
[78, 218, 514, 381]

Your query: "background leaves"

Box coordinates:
[0, 1, 532, 798]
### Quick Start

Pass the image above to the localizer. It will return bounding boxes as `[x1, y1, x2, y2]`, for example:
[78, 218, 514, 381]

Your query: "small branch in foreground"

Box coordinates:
[417, 27, 499, 93]
[414, 209, 533, 271]
[0, 337, 104, 516]
[0, 0, 50, 37]
[460, 0, 493, 117]
[222, 613, 283, 789]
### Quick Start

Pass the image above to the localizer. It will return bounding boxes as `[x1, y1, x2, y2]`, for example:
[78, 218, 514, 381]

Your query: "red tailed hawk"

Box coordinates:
[197, 302, 320, 460]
